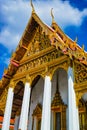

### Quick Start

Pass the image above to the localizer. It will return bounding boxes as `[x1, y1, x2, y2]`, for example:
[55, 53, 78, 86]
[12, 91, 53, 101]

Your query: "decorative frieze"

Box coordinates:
[17, 49, 63, 74]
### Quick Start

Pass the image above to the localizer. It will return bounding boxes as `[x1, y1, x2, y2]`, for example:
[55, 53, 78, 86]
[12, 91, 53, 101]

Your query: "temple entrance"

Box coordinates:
[79, 93, 87, 130]
[79, 111, 86, 130]
[55, 112, 61, 130]
[12, 81, 25, 130]
[37, 118, 41, 130]
[51, 69, 68, 130]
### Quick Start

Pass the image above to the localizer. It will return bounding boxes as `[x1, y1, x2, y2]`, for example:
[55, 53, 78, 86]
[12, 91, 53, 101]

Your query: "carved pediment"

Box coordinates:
[51, 90, 66, 111]
[21, 26, 51, 62]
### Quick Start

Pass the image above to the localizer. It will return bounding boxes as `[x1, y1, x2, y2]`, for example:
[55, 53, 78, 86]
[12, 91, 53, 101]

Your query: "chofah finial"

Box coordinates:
[74, 37, 78, 43]
[82, 44, 84, 52]
[4, 67, 7, 74]
[30, 0, 35, 13]
[51, 8, 55, 23]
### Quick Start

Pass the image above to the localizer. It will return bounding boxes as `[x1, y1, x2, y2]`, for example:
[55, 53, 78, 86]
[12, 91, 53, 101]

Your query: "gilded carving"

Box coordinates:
[79, 99, 86, 109]
[51, 89, 67, 130]
[74, 62, 87, 83]
[9, 80, 15, 89]
[51, 90, 67, 110]
[50, 29, 87, 64]
[24, 26, 51, 59]
[17, 50, 64, 75]
[76, 92, 84, 107]
[32, 103, 42, 117]
[25, 74, 32, 85]
[0, 89, 8, 112]
[0, 80, 2, 88]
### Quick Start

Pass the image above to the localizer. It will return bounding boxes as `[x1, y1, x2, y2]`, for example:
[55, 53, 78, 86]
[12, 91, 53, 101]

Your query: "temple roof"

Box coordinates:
[0, 9, 87, 93]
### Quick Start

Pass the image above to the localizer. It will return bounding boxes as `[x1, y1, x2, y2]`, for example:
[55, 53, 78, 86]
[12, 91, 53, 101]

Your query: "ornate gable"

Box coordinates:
[21, 26, 51, 62]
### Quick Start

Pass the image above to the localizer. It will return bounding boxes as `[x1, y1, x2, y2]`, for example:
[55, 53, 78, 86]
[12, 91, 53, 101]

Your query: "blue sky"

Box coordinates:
[0, 0, 87, 79]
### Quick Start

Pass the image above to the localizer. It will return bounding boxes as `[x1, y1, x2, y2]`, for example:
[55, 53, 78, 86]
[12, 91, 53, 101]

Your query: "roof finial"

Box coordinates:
[75, 37, 78, 43]
[30, 0, 35, 13]
[82, 44, 84, 52]
[51, 8, 55, 23]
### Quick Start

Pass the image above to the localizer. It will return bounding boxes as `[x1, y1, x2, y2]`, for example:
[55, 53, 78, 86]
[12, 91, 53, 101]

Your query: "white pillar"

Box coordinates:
[14, 116, 20, 130]
[68, 67, 79, 130]
[19, 82, 31, 130]
[2, 87, 14, 130]
[41, 76, 51, 130]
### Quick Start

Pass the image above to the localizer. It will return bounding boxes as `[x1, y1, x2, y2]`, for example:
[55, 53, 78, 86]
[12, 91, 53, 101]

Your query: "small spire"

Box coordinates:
[56, 71, 59, 92]
[81, 44, 85, 57]
[82, 44, 84, 52]
[4, 67, 7, 74]
[30, 0, 35, 13]
[51, 8, 55, 23]
[11, 50, 16, 58]
[74, 37, 78, 43]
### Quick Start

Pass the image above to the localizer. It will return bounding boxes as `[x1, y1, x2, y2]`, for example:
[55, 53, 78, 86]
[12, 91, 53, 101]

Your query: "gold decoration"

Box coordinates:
[0, 80, 2, 88]
[9, 80, 15, 89]
[78, 99, 87, 130]
[32, 103, 42, 117]
[0, 89, 8, 112]
[75, 37, 78, 43]
[76, 92, 82, 107]
[51, 8, 55, 23]
[74, 62, 87, 83]
[25, 74, 32, 85]
[51, 91, 64, 109]
[30, 0, 35, 13]
[51, 90, 67, 130]
[4, 68, 8, 74]
[82, 44, 84, 52]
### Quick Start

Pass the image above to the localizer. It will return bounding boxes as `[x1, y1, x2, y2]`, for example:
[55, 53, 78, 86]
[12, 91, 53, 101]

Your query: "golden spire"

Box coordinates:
[81, 44, 85, 57]
[4, 67, 8, 74]
[82, 44, 84, 52]
[30, 0, 35, 13]
[51, 8, 55, 23]
[74, 37, 78, 43]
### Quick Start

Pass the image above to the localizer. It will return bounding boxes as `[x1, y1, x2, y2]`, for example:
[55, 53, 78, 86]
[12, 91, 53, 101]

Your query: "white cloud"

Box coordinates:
[0, 0, 87, 51]
[35, 0, 87, 27]
[0, 52, 10, 66]
[0, 28, 20, 51]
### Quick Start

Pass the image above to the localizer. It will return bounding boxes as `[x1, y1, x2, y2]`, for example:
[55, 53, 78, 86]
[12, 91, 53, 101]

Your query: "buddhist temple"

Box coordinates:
[0, 1, 87, 130]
